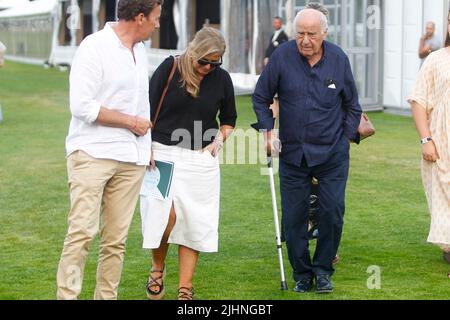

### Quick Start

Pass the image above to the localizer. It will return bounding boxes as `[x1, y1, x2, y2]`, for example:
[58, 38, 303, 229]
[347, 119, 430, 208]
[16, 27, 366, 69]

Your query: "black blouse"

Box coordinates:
[149, 56, 237, 150]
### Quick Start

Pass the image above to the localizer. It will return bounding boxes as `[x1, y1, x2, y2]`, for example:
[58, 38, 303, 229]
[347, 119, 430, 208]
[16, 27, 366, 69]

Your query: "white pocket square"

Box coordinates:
[328, 84, 336, 89]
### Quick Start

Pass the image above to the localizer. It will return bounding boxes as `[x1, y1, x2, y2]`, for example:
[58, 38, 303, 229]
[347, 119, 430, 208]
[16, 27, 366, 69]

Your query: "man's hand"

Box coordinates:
[422, 34, 432, 41]
[424, 44, 432, 53]
[129, 116, 152, 137]
[264, 131, 282, 157]
[422, 141, 440, 163]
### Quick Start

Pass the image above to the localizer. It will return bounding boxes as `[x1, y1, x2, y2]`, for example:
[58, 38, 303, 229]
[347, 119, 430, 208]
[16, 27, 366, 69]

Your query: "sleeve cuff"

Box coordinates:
[86, 101, 102, 123]
[407, 97, 429, 110]
[345, 127, 360, 144]
[352, 133, 361, 144]
[251, 118, 275, 131]
[219, 117, 237, 128]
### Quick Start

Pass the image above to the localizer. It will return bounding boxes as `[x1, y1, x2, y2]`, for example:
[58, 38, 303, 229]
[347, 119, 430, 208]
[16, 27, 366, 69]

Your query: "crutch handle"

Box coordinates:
[267, 156, 273, 168]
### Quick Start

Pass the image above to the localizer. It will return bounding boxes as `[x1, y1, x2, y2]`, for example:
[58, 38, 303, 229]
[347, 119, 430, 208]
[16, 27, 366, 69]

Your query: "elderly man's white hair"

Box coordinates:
[294, 8, 329, 33]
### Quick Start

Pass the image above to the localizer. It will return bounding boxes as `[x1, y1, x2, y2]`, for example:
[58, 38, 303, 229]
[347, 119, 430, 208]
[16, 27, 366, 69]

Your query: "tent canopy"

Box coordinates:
[0, 0, 29, 10]
[0, 0, 56, 18]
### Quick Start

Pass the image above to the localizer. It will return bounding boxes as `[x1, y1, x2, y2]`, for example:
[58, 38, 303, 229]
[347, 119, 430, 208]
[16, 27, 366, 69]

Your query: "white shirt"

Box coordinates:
[66, 22, 151, 165]
[271, 29, 283, 45]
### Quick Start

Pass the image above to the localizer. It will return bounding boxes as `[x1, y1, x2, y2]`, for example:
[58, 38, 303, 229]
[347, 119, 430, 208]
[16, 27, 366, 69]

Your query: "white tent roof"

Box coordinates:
[0, 0, 29, 10]
[0, 0, 57, 18]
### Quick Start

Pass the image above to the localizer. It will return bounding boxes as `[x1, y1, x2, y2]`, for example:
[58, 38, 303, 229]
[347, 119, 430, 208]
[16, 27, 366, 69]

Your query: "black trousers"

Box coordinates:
[279, 141, 350, 281]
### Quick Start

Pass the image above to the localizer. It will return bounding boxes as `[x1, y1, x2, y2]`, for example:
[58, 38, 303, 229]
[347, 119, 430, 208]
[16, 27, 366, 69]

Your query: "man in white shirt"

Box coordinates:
[56, 0, 163, 300]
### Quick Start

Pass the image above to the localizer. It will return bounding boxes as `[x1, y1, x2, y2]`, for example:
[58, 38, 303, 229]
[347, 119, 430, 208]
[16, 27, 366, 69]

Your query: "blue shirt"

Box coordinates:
[253, 40, 362, 167]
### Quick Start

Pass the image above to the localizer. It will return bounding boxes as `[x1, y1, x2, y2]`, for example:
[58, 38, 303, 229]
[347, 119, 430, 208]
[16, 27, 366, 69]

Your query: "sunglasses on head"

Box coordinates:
[197, 57, 223, 67]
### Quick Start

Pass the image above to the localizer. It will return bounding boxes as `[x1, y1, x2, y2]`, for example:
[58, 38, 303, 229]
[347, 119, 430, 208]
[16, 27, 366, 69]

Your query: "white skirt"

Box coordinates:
[140, 142, 221, 252]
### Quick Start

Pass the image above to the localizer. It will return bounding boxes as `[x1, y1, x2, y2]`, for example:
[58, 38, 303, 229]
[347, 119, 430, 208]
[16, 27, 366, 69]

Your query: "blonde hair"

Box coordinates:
[178, 27, 226, 98]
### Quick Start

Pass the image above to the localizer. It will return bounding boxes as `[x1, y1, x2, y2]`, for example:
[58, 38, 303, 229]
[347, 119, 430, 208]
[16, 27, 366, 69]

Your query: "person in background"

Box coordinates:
[56, 0, 162, 300]
[264, 16, 289, 67]
[418, 22, 441, 64]
[141, 27, 237, 301]
[0, 40, 5, 123]
[0, 40, 6, 67]
[264, 17, 289, 126]
[409, 11, 450, 279]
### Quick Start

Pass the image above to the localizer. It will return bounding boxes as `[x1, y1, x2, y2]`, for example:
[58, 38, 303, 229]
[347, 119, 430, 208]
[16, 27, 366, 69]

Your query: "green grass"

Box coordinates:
[0, 61, 448, 300]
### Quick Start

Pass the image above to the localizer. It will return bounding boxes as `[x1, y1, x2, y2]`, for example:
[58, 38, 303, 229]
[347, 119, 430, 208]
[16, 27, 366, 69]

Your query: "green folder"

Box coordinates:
[153, 160, 174, 199]
[140, 160, 175, 200]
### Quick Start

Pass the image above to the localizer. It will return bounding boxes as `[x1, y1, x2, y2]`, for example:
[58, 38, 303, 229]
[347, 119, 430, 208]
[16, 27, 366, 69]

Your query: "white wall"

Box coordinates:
[401, 0, 423, 111]
[383, 0, 405, 109]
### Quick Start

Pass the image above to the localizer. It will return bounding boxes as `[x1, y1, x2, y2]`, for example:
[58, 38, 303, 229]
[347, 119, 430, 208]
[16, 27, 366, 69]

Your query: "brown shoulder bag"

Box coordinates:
[152, 56, 178, 128]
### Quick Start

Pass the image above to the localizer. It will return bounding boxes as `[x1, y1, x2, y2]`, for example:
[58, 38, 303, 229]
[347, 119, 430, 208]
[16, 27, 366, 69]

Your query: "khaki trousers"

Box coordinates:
[56, 151, 146, 300]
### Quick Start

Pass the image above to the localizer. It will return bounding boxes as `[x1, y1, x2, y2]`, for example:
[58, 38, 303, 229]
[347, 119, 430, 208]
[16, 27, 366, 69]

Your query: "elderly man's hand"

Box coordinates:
[264, 131, 282, 157]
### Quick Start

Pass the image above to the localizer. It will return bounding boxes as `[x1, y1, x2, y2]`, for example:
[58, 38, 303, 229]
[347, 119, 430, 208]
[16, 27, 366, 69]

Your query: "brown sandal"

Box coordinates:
[178, 287, 194, 300]
[332, 255, 340, 265]
[146, 266, 166, 300]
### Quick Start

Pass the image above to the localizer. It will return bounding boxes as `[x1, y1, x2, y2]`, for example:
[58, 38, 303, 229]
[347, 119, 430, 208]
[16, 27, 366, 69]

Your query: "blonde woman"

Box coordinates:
[141, 27, 237, 300]
[408, 11, 450, 278]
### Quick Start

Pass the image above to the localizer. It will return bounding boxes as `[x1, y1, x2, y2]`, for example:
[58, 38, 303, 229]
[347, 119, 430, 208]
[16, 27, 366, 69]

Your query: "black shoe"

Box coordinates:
[315, 275, 333, 294]
[293, 278, 314, 293]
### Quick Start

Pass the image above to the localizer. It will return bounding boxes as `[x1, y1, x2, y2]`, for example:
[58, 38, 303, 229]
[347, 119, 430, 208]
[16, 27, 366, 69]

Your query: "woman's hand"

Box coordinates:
[203, 143, 215, 157]
[411, 102, 438, 163]
[148, 150, 156, 171]
[422, 141, 440, 163]
[204, 138, 223, 158]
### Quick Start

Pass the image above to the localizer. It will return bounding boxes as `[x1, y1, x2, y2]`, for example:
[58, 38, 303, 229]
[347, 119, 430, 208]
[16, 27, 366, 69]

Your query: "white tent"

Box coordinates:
[0, 0, 28, 11]
[0, 0, 57, 18]
[0, 0, 58, 64]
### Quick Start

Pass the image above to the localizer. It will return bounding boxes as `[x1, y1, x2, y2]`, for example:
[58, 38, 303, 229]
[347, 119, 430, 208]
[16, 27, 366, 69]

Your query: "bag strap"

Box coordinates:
[152, 56, 178, 128]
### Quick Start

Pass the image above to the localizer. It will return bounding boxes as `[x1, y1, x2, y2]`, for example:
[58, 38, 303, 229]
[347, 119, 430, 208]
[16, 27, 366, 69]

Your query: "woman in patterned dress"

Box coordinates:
[408, 11, 450, 278]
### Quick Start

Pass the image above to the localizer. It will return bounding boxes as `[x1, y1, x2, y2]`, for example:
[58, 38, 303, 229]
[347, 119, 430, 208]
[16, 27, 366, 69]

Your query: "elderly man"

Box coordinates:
[418, 22, 441, 63]
[253, 8, 362, 294]
[56, 0, 163, 300]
